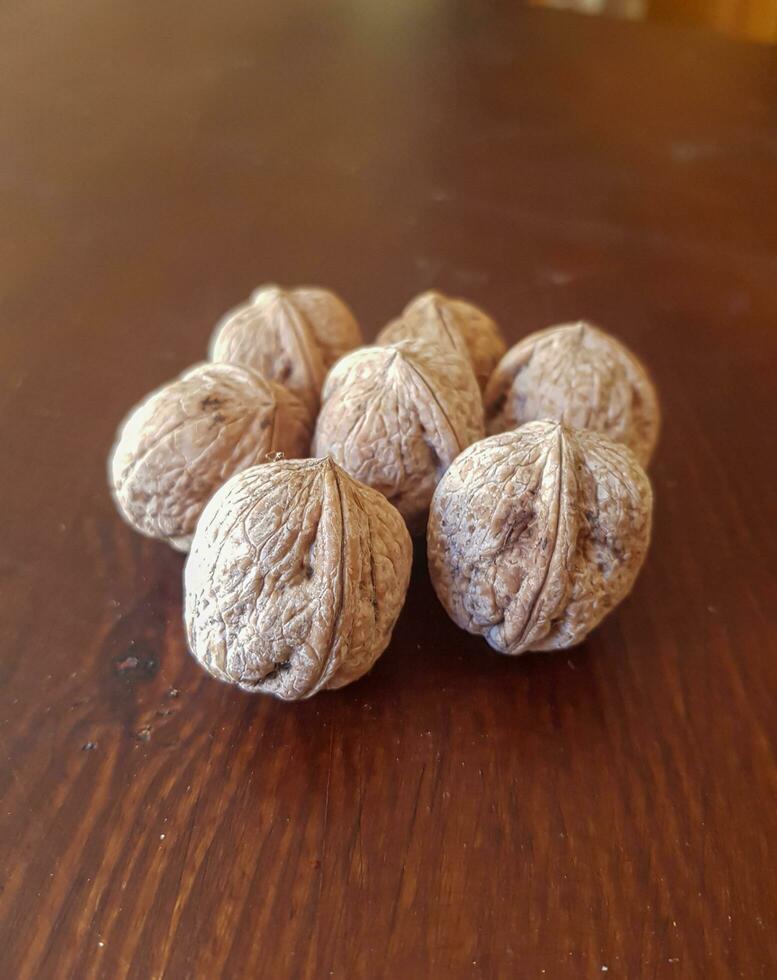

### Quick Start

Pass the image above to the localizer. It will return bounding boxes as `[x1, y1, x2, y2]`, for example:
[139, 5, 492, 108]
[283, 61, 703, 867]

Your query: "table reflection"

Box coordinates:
[528, 0, 777, 43]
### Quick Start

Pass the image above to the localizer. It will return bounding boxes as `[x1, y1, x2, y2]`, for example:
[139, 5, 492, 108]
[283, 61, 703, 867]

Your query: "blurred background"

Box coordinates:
[530, 0, 777, 41]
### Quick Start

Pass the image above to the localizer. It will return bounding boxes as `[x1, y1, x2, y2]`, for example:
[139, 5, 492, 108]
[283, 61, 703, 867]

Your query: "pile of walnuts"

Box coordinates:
[109, 285, 658, 700]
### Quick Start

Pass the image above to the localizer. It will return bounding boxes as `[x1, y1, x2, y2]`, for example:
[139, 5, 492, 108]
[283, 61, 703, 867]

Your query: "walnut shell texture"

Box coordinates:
[376, 290, 506, 392]
[184, 457, 413, 700]
[484, 321, 660, 466]
[427, 421, 652, 655]
[109, 363, 312, 551]
[209, 284, 361, 409]
[313, 339, 485, 533]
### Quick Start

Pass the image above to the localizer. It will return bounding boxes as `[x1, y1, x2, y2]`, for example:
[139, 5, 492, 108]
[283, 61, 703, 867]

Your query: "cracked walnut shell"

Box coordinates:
[376, 290, 506, 392]
[109, 363, 312, 551]
[427, 421, 652, 655]
[184, 457, 412, 699]
[209, 284, 361, 409]
[313, 339, 485, 533]
[484, 321, 660, 466]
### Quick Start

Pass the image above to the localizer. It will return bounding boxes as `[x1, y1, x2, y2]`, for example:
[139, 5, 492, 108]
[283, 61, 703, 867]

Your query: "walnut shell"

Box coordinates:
[209, 284, 361, 409]
[427, 421, 652, 655]
[376, 290, 506, 391]
[484, 321, 660, 466]
[184, 457, 412, 699]
[109, 363, 312, 551]
[313, 339, 485, 533]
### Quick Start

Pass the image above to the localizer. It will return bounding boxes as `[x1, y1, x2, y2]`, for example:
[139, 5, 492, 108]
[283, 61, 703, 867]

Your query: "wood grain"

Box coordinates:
[1, 3, 776, 978]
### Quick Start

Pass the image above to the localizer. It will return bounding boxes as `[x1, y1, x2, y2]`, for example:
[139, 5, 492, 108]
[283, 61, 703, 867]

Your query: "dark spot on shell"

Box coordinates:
[250, 659, 293, 685]
[201, 395, 224, 410]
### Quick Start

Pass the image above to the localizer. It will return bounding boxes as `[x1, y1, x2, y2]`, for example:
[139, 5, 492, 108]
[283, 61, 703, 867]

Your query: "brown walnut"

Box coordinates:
[184, 457, 412, 699]
[209, 284, 361, 409]
[109, 363, 312, 551]
[313, 339, 485, 533]
[376, 290, 506, 392]
[427, 420, 652, 655]
[484, 321, 660, 466]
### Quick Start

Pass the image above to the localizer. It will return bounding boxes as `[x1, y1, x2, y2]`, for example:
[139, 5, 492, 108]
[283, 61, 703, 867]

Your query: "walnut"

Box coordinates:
[484, 321, 660, 466]
[209, 284, 361, 409]
[109, 363, 312, 551]
[427, 420, 652, 655]
[313, 339, 485, 533]
[183, 457, 412, 699]
[375, 290, 506, 391]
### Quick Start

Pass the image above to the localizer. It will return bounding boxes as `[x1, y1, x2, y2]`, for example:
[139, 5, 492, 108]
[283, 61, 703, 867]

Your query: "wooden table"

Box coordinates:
[2, 3, 776, 977]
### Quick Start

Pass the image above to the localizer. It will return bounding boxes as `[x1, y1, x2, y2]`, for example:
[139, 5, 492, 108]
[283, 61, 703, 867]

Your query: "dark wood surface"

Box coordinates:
[2, 3, 776, 978]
